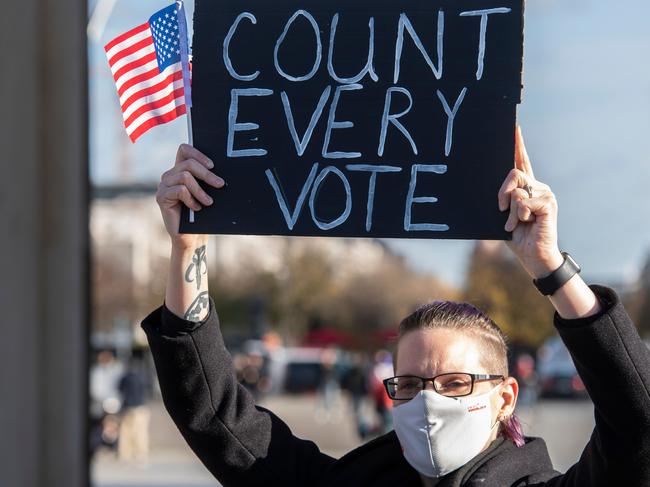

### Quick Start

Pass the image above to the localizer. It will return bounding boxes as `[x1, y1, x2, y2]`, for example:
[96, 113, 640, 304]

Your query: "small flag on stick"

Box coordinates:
[105, 2, 192, 142]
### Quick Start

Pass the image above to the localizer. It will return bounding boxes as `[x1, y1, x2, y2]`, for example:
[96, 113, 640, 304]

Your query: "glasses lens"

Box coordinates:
[434, 373, 473, 397]
[388, 376, 423, 399]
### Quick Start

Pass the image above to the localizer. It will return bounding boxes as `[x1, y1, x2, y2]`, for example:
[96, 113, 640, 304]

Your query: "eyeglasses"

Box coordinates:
[383, 373, 505, 400]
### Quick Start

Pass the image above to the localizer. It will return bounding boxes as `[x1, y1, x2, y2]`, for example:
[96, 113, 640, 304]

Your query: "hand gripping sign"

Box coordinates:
[182, 0, 524, 240]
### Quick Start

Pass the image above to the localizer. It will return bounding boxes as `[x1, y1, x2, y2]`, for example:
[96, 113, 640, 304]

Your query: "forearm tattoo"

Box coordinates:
[184, 292, 210, 322]
[184, 245, 208, 290]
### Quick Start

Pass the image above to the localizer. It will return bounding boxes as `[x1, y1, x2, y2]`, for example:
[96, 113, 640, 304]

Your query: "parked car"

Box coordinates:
[282, 347, 326, 393]
[275, 347, 352, 394]
[537, 336, 588, 399]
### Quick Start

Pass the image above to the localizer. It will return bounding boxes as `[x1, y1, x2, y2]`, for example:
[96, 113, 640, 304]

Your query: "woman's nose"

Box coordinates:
[423, 379, 437, 392]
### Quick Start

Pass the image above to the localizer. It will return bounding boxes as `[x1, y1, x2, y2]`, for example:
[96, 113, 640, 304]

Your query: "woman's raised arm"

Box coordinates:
[499, 127, 601, 320]
[500, 128, 650, 486]
[145, 145, 336, 486]
[155, 144, 225, 321]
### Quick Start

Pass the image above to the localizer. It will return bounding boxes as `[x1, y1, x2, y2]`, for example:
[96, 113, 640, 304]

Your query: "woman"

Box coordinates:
[142, 129, 650, 486]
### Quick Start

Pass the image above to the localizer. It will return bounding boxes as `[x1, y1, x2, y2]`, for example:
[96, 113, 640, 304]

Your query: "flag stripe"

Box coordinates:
[119, 64, 182, 104]
[126, 98, 185, 140]
[108, 36, 154, 68]
[109, 43, 155, 76]
[115, 60, 160, 92]
[112, 52, 158, 84]
[121, 69, 184, 113]
[124, 86, 185, 128]
[104, 23, 149, 53]
[122, 78, 185, 121]
[126, 95, 186, 134]
[105, 28, 153, 60]
[129, 104, 187, 142]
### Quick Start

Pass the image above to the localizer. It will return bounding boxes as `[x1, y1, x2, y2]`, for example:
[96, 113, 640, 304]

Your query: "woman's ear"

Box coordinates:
[497, 377, 519, 420]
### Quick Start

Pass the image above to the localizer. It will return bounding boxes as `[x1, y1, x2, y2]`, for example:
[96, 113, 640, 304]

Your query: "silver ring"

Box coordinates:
[523, 184, 534, 199]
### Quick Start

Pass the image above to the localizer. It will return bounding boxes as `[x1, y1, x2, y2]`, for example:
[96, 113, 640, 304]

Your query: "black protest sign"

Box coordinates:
[180, 0, 524, 239]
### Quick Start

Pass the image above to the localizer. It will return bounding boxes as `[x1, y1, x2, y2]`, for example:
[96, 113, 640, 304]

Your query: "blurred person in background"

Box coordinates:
[316, 346, 342, 423]
[141, 129, 650, 486]
[90, 349, 124, 417]
[341, 351, 371, 440]
[511, 351, 538, 407]
[370, 350, 394, 436]
[117, 351, 152, 463]
[234, 352, 266, 401]
[89, 349, 124, 455]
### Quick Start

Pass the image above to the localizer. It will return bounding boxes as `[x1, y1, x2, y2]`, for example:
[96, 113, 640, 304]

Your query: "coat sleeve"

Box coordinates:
[141, 298, 335, 487]
[545, 285, 650, 487]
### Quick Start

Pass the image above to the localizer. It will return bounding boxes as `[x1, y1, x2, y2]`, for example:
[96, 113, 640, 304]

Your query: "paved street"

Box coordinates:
[93, 395, 595, 487]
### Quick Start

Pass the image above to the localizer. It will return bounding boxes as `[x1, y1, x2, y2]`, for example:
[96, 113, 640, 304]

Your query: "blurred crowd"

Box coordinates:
[90, 330, 650, 457]
[231, 338, 399, 440]
[221, 332, 605, 441]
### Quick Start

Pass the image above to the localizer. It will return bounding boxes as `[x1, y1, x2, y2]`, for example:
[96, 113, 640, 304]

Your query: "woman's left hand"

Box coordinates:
[498, 127, 565, 279]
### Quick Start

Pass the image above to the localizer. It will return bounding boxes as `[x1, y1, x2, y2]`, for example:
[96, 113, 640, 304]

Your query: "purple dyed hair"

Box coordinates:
[396, 300, 526, 448]
[502, 415, 525, 448]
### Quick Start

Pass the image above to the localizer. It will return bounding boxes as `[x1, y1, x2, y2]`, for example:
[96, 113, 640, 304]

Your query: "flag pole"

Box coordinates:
[177, 0, 195, 224]
[185, 108, 195, 222]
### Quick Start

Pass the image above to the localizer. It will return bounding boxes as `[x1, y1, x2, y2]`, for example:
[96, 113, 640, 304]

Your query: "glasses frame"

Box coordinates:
[382, 372, 505, 399]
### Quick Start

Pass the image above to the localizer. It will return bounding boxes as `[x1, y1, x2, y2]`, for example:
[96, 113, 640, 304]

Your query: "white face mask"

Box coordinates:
[392, 386, 500, 478]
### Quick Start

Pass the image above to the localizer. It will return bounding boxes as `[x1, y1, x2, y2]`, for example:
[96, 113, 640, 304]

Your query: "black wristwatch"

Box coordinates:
[533, 252, 581, 296]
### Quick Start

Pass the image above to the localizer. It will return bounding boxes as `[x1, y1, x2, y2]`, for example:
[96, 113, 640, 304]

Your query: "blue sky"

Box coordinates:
[89, 0, 650, 288]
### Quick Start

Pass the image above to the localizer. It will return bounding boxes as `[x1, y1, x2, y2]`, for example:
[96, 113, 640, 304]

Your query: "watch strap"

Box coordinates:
[533, 252, 581, 296]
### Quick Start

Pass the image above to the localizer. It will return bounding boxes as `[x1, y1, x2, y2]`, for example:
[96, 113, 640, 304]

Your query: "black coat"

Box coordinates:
[141, 286, 650, 486]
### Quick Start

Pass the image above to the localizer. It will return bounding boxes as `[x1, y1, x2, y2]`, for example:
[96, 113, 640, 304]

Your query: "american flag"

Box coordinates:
[104, 3, 191, 142]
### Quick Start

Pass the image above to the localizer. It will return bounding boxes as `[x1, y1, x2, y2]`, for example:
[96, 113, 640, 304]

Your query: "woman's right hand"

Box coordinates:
[156, 144, 225, 249]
